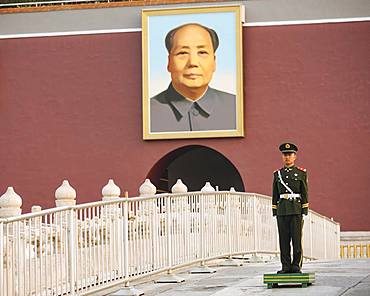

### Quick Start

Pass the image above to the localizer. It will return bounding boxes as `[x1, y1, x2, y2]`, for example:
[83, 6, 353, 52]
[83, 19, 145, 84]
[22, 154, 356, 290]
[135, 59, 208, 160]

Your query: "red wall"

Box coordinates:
[1, 22, 369, 230]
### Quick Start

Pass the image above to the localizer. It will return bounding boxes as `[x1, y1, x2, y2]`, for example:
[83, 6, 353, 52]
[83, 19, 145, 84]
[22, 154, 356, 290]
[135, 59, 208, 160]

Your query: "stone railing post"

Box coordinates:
[102, 179, 122, 225]
[171, 178, 188, 212]
[190, 182, 216, 273]
[139, 179, 156, 216]
[55, 180, 76, 207]
[31, 205, 42, 226]
[139, 179, 156, 197]
[201, 182, 216, 210]
[0, 187, 22, 218]
[0, 187, 23, 295]
[171, 179, 188, 193]
[201, 182, 215, 193]
[102, 179, 121, 201]
[31, 205, 42, 213]
[219, 187, 242, 266]
[155, 179, 186, 283]
[101, 179, 122, 278]
[54, 181, 77, 291]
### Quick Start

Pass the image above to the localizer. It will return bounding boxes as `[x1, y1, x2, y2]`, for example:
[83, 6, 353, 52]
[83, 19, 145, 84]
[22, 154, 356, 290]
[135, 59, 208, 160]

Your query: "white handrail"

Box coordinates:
[0, 191, 340, 295]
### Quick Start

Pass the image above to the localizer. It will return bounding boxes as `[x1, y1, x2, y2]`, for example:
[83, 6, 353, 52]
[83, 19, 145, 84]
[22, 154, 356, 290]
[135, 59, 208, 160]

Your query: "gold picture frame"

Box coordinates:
[142, 5, 244, 140]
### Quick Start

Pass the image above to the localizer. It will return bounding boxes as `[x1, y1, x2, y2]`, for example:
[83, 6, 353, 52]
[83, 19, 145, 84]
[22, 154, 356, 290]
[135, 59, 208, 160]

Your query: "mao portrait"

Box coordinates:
[142, 6, 244, 140]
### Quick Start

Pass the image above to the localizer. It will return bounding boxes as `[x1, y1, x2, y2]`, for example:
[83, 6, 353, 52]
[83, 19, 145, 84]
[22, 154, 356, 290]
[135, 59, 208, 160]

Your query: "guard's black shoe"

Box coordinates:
[277, 270, 290, 274]
[290, 266, 302, 273]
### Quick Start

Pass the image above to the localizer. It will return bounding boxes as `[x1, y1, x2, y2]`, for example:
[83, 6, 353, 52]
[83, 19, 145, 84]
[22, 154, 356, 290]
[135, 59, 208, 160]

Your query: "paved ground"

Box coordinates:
[110, 258, 370, 296]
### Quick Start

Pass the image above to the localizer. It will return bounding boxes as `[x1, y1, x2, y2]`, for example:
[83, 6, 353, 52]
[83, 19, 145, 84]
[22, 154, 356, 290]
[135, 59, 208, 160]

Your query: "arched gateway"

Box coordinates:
[147, 145, 245, 193]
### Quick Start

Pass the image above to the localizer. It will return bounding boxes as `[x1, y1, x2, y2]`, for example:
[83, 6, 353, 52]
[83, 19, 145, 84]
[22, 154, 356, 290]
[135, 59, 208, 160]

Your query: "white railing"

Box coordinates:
[0, 191, 340, 295]
[340, 231, 370, 258]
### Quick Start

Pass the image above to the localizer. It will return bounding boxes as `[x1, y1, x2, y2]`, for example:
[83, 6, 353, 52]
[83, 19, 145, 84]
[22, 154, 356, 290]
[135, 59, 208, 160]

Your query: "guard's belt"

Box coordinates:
[280, 193, 301, 200]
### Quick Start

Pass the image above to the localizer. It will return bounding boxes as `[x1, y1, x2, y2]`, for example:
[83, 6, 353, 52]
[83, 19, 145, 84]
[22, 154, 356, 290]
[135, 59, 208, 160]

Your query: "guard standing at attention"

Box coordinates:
[272, 143, 309, 273]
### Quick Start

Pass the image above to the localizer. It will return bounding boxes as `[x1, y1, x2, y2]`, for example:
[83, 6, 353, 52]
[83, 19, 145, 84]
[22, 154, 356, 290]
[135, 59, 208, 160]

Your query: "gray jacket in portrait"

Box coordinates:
[150, 84, 236, 133]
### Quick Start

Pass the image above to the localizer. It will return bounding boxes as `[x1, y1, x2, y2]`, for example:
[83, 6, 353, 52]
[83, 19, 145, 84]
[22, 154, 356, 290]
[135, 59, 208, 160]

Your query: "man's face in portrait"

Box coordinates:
[167, 24, 216, 100]
[282, 152, 297, 167]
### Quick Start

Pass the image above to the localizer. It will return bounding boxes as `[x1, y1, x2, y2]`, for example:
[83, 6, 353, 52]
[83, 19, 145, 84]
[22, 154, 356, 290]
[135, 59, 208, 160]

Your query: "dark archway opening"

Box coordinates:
[147, 145, 245, 193]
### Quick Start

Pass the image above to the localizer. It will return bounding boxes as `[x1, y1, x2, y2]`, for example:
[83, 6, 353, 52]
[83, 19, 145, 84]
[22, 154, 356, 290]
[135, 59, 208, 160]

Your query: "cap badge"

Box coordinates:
[285, 144, 290, 148]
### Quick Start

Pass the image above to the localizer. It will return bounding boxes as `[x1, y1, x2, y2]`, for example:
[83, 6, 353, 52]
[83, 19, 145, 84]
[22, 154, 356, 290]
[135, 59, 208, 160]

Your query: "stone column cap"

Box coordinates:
[201, 182, 215, 192]
[171, 179, 188, 193]
[139, 179, 156, 196]
[102, 179, 121, 200]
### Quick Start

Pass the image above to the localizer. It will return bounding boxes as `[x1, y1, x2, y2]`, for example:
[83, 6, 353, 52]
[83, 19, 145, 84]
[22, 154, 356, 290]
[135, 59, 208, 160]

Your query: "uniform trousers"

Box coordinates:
[277, 214, 303, 271]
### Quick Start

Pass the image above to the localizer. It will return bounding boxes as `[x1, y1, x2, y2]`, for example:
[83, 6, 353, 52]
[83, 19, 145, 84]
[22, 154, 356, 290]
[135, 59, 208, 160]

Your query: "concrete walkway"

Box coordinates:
[114, 258, 370, 296]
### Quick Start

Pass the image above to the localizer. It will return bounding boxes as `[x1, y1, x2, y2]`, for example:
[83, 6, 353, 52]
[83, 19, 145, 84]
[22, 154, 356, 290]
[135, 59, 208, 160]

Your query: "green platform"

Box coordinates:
[263, 273, 315, 289]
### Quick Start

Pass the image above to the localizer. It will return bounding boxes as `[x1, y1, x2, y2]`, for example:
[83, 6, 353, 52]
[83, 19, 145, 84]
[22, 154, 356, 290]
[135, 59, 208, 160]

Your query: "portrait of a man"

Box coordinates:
[142, 5, 244, 140]
[150, 23, 236, 133]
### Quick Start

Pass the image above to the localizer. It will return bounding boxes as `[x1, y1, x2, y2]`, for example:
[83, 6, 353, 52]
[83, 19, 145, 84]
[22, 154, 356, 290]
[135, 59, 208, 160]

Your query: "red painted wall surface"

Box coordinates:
[1, 22, 369, 230]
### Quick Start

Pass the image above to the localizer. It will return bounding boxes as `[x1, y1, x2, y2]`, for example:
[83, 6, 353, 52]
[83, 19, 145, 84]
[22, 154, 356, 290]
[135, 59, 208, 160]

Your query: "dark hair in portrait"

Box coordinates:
[165, 23, 220, 53]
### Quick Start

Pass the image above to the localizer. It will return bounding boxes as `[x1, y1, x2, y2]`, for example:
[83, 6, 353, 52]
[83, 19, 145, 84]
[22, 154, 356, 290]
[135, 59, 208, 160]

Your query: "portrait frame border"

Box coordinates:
[142, 5, 244, 140]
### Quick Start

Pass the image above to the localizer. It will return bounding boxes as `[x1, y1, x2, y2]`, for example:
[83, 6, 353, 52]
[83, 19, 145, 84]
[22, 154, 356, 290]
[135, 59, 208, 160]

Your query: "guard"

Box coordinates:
[272, 143, 309, 274]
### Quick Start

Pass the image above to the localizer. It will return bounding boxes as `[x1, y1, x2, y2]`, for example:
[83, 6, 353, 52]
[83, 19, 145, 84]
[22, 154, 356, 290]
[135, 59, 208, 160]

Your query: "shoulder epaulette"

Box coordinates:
[273, 167, 283, 173]
[297, 166, 307, 172]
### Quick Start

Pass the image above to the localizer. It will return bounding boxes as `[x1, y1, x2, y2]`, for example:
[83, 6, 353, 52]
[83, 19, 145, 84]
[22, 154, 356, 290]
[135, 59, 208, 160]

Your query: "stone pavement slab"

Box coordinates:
[120, 258, 370, 296]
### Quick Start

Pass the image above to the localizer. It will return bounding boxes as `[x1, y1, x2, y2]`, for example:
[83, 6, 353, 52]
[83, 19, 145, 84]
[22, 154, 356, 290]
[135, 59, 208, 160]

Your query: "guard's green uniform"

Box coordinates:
[272, 144, 309, 273]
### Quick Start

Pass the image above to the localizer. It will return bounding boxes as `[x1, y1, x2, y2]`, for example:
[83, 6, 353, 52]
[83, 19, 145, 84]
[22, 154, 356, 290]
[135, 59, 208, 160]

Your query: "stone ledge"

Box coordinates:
[0, 0, 232, 14]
